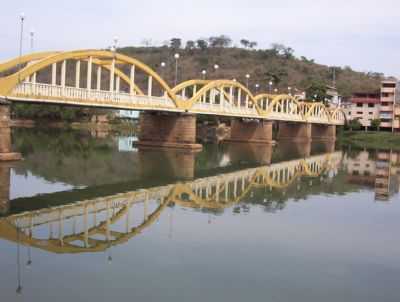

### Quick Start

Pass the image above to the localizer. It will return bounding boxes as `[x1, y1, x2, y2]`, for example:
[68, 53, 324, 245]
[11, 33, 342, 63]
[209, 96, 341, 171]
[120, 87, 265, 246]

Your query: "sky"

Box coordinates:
[1, 0, 399, 77]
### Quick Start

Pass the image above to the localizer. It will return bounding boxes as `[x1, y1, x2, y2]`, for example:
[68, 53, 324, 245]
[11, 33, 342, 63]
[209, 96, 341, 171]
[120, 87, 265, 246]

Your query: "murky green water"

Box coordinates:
[1, 128, 399, 302]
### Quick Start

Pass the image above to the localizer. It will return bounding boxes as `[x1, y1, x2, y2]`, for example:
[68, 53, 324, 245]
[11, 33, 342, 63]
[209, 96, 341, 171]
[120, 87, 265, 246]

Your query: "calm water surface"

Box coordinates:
[0, 128, 399, 302]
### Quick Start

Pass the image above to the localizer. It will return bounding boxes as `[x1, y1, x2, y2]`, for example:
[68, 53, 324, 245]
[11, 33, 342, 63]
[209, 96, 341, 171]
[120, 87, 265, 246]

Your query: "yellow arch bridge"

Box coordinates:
[0, 151, 342, 254]
[0, 50, 345, 150]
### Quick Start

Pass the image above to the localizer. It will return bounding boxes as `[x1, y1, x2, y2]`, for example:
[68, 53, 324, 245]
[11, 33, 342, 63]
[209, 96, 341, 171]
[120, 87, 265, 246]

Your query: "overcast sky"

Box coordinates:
[1, 0, 399, 77]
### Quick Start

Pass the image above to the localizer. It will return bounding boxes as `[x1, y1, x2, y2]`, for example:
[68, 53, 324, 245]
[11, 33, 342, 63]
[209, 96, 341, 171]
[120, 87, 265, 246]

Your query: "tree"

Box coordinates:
[240, 39, 250, 48]
[196, 39, 208, 51]
[185, 40, 196, 50]
[371, 118, 381, 131]
[348, 118, 362, 131]
[306, 80, 328, 102]
[249, 41, 258, 49]
[209, 35, 232, 48]
[270, 43, 294, 59]
[170, 38, 182, 50]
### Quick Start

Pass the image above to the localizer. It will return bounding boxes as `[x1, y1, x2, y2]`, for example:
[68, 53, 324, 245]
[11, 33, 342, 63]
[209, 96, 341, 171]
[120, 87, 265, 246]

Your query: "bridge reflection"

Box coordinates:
[0, 142, 343, 255]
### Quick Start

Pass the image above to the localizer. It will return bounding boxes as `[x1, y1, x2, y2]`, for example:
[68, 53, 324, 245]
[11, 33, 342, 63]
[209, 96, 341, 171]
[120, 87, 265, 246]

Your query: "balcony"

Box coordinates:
[380, 122, 393, 128]
[381, 87, 396, 93]
[380, 106, 393, 112]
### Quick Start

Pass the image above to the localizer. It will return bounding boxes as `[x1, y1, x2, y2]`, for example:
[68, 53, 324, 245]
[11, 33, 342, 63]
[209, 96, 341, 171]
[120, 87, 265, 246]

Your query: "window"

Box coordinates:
[357, 103, 363, 107]
[357, 111, 363, 115]
[368, 103, 374, 108]
[383, 83, 396, 88]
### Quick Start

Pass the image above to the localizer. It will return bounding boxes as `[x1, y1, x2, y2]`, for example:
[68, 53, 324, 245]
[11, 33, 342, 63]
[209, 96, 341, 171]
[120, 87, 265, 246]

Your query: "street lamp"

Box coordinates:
[245, 74, 250, 88]
[255, 83, 260, 94]
[268, 81, 273, 93]
[201, 69, 207, 80]
[18, 13, 25, 84]
[174, 53, 180, 86]
[113, 36, 119, 49]
[160, 61, 166, 80]
[29, 29, 34, 52]
[288, 86, 292, 96]
[214, 64, 219, 78]
[274, 88, 278, 94]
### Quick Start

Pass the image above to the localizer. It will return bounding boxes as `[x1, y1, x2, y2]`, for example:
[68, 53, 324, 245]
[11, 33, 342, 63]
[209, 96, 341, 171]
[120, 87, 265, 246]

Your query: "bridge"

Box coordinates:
[0, 50, 346, 158]
[0, 151, 342, 254]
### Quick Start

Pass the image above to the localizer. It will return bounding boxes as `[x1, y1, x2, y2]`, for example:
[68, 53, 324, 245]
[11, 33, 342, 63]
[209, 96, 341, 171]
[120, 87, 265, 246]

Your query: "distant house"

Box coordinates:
[326, 85, 342, 107]
[344, 79, 400, 131]
[118, 110, 139, 119]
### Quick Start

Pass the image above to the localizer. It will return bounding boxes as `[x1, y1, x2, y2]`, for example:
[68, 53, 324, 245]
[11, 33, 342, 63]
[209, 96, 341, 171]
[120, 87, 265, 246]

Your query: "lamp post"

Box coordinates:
[201, 69, 207, 80]
[268, 81, 273, 93]
[214, 64, 219, 79]
[18, 13, 25, 84]
[274, 88, 278, 94]
[160, 61, 166, 80]
[29, 29, 34, 52]
[245, 74, 250, 88]
[288, 86, 292, 96]
[174, 53, 180, 86]
[255, 83, 260, 94]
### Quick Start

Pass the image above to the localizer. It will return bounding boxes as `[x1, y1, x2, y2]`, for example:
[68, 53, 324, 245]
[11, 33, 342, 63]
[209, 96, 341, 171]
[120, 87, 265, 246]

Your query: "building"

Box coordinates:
[326, 85, 342, 107]
[345, 79, 400, 131]
[345, 92, 380, 128]
[118, 110, 139, 119]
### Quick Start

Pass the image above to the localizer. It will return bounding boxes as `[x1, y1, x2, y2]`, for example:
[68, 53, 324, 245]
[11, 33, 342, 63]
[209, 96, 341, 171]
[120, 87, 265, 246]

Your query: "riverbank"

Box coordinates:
[10, 119, 139, 136]
[339, 131, 400, 150]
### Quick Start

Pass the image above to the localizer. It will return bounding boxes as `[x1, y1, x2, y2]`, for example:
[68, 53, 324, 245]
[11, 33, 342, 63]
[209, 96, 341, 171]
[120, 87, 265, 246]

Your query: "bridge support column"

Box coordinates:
[312, 124, 336, 141]
[136, 112, 202, 150]
[229, 119, 274, 144]
[277, 122, 312, 143]
[0, 164, 11, 215]
[0, 102, 21, 161]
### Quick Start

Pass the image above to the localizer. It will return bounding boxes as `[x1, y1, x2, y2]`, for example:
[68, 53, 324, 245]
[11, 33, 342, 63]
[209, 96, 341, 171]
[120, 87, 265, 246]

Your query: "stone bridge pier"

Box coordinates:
[277, 122, 337, 142]
[229, 119, 274, 144]
[0, 164, 11, 215]
[0, 102, 21, 161]
[136, 112, 202, 151]
[311, 124, 336, 141]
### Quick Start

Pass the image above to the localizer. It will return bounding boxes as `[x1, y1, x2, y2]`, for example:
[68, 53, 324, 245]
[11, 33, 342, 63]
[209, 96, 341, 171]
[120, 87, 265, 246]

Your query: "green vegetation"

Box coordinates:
[339, 131, 400, 150]
[120, 36, 382, 97]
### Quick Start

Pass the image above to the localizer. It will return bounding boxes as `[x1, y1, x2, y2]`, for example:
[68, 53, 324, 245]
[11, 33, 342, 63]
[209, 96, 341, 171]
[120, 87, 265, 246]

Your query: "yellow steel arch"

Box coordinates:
[0, 49, 179, 107]
[0, 51, 59, 74]
[185, 79, 263, 113]
[305, 102, 331, 121]
[171, 79, 210, 95]
[265, 94, 304, 115]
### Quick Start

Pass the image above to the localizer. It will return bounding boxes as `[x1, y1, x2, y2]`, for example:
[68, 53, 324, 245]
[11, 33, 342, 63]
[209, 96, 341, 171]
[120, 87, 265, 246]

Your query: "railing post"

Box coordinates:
[110, 58, 115, 92]
[147, 76, 152, 97]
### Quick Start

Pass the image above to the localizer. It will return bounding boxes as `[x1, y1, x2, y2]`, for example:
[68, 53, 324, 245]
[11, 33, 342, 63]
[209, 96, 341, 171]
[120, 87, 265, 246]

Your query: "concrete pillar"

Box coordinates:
[0, 103, 21, 161]
[312, 124, 336, 141]
[278, 122, 312, 142]
[51, 63, 57, 85]
[96, 66, 102, 91]
[110, 58, 115, 92]
[87, 57, 93, 90]
[130, 65, 135, 95]
[0, 164, 11, 215]
[135, 112, 202, 150]
[61, 60, 66, 87]
[75, 61, 81, 88]
[229, 119, 274, 144]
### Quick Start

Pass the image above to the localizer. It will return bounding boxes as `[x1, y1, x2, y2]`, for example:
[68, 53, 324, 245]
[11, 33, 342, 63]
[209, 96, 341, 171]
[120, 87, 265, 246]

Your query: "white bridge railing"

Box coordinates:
[12, 82, 177, 110]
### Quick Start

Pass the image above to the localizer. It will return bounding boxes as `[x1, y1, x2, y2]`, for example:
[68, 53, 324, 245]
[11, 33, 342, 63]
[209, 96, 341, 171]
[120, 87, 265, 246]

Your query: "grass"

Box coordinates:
[339, 131, 400, 150]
